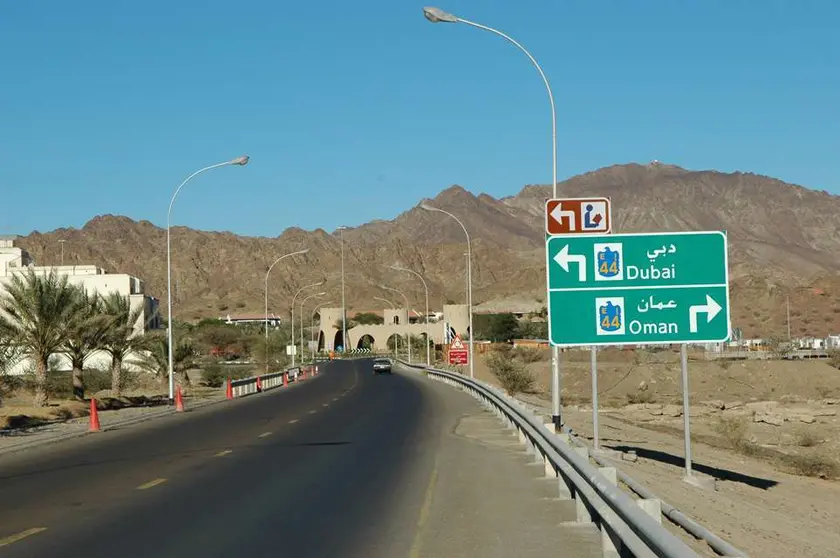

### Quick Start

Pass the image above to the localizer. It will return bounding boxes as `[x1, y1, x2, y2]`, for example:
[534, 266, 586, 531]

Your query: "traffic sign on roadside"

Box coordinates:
[545, 197, 612, 235]
[546, 231, 730, 346]
[449, 334, 468, 365]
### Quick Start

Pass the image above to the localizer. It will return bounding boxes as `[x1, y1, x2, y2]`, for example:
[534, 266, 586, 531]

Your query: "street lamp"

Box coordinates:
[166, 155, 249, 400]
[337, 226, 348, 353]
[419, 203, 473, 378]
[423, 6, 561, 426]
[389, 264, 431, 366]
[264, 249, 310, 373]
[311, 300, 334, 360]
[379, 285, 412, 365]
[300, 291, 326, 358]
[290, 280, 325, 366]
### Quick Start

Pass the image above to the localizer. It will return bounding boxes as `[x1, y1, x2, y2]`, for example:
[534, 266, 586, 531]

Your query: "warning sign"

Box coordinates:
[449, 334, 468, 365]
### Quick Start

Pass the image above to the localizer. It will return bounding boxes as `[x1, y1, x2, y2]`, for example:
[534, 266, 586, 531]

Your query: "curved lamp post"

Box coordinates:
[290, 280, 325, 366]
[379, 285, 412, 365]
[167, 155, 249, 400]
[423, 6, 561, 425]
[264, 249, 310, 373]
[389, 264, 431, 366]
[337, 226, 348, 353]
[419, 203, 473, 379]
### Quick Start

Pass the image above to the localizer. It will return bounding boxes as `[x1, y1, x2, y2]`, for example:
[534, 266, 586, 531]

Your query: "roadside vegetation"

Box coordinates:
[711, 415, 840, 479]
[473, 311, 548, 343]
[0, 269, 303, 410]
[486, 347, 538, 396]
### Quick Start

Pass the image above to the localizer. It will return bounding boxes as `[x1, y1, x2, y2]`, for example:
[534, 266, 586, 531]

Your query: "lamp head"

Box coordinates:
[231, 155, 250, 166]
[423, 7, 458, 23]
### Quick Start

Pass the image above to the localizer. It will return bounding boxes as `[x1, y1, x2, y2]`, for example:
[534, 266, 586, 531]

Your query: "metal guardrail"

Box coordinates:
[400, 361, 735, 558]
[704, 349, 828, 361]
[229, 364, 320, 398]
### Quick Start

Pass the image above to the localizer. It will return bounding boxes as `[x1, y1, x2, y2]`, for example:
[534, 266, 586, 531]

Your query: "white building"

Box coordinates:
[0, 236, 160, 374]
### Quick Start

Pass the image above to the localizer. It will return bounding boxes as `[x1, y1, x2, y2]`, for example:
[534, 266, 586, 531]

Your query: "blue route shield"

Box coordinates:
[597, 247, 620, 279]
[598, 301, 622, 333]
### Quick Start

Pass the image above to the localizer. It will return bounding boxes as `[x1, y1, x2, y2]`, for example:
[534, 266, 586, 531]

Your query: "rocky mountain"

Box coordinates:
[17, 162, 840, 339]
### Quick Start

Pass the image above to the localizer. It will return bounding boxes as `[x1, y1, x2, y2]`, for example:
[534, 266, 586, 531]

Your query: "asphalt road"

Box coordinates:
[0, 359, 601, 557]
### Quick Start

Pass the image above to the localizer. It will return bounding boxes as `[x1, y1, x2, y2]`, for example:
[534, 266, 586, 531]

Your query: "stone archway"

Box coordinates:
[334, 330, 345, 351]
[357, 334, 375, 350]
[317, 330, 325, 352]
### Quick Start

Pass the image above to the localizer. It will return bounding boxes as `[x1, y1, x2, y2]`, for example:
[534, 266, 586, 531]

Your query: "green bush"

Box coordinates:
[201, 364, 255, 388]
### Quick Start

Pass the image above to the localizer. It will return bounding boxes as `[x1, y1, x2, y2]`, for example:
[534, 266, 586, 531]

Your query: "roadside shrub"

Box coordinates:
[625, 390, 654, 405]
[828, 350, 840, 370]
[713, 416, 750, 449]
[512, 347, 546, 363]
[794, 429, 820, 448]
[201, 364, 255, 388]
[783, 453, 840, 479]
[492, 343, 513, 357]
[487, 353, 535, 396]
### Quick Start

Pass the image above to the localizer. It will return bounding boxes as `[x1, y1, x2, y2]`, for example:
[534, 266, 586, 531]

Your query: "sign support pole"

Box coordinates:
[590, 346, 600, 451]
[552, 348, 561, 429]
[680, 343, 693, 477]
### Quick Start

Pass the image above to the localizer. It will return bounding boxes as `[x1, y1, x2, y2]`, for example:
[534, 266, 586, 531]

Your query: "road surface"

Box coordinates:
[0, 359, 601, 557]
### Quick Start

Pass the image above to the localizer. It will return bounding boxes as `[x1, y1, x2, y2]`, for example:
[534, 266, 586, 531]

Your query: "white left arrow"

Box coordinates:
[550, 202, 576, 231]
[689, 295, 723, 333]
[553, 244, 587, 281]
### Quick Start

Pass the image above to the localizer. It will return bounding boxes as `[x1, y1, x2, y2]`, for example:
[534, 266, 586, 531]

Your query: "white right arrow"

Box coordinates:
[553, 244, 587, 281]
[689, 295, 723, 333]
[550, 202, 576, 231]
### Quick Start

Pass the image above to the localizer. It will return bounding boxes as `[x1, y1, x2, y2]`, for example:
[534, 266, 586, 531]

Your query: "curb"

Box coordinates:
[0, 395, 228, 457]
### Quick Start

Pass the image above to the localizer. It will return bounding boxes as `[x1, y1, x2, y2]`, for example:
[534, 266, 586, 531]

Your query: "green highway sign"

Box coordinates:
[546, 231, 731, 346]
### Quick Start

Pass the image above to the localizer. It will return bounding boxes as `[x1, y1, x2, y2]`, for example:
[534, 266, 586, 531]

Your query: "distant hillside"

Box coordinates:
[18, 162, 840, 338]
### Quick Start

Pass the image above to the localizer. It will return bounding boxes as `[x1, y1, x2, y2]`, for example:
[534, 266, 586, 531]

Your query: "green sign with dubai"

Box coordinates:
[545, 231, 731, 347]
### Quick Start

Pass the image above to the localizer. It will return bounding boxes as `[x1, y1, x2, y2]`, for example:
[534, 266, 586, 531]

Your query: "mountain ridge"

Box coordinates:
[14, 162, 840, 339]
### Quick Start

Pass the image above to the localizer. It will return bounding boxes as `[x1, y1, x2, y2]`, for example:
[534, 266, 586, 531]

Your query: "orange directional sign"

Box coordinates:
[546, 197, 612, 235]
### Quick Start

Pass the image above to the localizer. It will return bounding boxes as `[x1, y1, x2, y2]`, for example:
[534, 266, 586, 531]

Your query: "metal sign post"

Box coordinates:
[680, 343, 693, 476]
[546, 197, 613, 432]
[591, 345, 600, 451]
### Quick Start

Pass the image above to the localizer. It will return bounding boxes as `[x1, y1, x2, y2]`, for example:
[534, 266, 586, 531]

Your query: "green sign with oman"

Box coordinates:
[546, 231, 731, 347]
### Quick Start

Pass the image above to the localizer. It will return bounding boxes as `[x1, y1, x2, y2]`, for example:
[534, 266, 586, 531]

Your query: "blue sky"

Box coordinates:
[2, 1, 837, 237]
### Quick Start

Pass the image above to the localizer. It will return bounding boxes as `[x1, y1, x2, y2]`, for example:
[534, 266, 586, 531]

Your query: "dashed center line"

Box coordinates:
[322, 403, 329, 407]
[258, 431, 273, 438]
[308, 410, 317, 414]
[136, 478, 167, 490]
[215, 449, 233, 457]
[288, 419, 299, 424]
[0, 527, 47, 548]
[332, 397, 339, 402]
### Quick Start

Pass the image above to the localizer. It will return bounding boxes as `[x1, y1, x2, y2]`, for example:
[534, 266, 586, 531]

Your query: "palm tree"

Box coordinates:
[0, 269, 78, 407]
[137, 333, 197, 388]
[0, 333, 21, 399]
[101, 292, 145, 397]
[62, 289, 110, 401]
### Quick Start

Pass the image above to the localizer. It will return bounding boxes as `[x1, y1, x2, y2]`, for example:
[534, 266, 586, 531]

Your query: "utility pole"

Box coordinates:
[786, 295, 791, 341]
